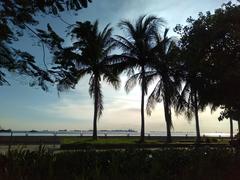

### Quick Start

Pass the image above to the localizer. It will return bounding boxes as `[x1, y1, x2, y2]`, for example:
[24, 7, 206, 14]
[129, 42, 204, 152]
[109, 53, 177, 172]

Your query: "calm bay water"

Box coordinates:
[0, 131, 231, 137]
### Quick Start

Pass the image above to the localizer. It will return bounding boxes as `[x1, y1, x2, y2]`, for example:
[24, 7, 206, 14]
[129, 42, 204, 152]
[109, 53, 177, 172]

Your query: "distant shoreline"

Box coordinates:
[0, 131, 232, 138]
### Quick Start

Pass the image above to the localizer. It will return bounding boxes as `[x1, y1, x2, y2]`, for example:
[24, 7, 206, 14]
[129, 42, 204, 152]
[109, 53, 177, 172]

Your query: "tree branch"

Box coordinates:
[24, 24, 48, 70]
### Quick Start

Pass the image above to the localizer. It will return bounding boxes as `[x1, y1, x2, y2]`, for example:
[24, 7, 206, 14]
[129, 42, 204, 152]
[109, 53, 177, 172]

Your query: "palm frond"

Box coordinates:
[102, 40, 117, 58]
[163, 28, 170, 39]
[185, 109, 193, 121]
[145, 70, 158, 88]
[118, 20, 136, 39]
[125, 73, 141, 93]
[107, 54, 138, 74]
[93, 20, 99, 36]
[0, 43, 16, 67]
[146, 81, 163, 115]
[143, 16, 165, 40]
[102, 69, 121, 90]
[101, 24, 113, 46]
[57, 72, 77, 92]
[0, 71, 10, 86]
[101, 23, 111, 38]
[136, 14, 146, 32]
[114, 35, 136, 53]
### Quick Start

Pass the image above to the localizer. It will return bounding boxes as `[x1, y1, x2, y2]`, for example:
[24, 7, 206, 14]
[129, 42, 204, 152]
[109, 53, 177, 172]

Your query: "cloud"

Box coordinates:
[125, 108, 140, 113]
[25, 90, 233, 133]
[30, 98, 91, 120]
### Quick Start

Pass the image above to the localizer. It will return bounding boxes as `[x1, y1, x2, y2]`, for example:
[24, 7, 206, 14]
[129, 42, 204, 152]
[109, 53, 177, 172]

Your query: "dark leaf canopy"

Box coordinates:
[175, 2, 240, 120]
[0, 0, 92, 44]
[0, 43, 53, 90]
[0, 0, 92, 89]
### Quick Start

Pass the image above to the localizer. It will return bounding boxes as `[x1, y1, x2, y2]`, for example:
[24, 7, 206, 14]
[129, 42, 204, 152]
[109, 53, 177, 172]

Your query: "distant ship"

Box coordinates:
[0, 129, 11, 132]
[58, 129, 67, 132]
[29, 130, 38, 133]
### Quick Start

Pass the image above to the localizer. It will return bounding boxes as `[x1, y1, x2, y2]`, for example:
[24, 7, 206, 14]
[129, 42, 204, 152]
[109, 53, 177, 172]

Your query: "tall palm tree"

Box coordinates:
[176, 59, 207, 143]
[114, 15, 165, 142]
[55, 21, 120, 139]
[146, 29, 181, 143]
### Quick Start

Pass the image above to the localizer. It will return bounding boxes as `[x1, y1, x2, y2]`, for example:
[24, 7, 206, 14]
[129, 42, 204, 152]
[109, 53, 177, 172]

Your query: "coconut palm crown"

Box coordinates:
[114, 15, 165, 142]
[54, 21, 121, 139]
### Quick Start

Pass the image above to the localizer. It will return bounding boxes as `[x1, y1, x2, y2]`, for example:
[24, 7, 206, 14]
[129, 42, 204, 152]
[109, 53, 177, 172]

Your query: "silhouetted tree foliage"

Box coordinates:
[114, 15, 165, 142]
[0, 0, 92, 39]
[0, 0, 92, 89]
[175, 1, 240, 138]
[2, 0, 240, 142]
[174, 15, 211, 142]
[146, 29, 182, 142]
[38, 21, 121, 139]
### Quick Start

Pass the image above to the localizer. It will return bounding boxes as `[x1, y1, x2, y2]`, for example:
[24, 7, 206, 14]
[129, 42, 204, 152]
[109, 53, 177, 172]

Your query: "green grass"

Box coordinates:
[60, 136, 230, 145]
[61, 137, 141, 144]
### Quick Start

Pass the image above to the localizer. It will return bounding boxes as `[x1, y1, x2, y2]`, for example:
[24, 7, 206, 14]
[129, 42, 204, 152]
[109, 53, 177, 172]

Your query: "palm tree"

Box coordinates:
[176, 59, 207, 143]
[218, 107, 240, 141]
[146, 29, 181, 143]
[56, 21, 120, 139]
[114, 15, 164, 142]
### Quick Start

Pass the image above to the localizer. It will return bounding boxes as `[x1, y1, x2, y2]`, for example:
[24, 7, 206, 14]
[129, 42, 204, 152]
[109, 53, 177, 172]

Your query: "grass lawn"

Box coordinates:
[60, 136, 230, 145]
[61, 137, 142, 145]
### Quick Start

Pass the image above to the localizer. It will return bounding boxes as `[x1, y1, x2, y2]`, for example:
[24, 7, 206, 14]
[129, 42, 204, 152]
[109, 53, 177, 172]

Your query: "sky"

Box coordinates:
[0, 0, 239, 134]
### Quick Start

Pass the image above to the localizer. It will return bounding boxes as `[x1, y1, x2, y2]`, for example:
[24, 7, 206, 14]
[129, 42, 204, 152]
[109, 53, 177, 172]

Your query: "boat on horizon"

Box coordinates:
[0, 129, 11, 132]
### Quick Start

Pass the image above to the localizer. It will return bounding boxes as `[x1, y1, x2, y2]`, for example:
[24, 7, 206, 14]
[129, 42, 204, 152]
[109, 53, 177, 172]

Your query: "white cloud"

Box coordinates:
[22, 79, 235, 134]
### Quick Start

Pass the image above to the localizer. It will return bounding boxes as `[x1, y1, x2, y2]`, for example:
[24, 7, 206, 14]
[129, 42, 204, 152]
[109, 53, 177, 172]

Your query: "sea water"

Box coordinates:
[0, 131, 231, 137]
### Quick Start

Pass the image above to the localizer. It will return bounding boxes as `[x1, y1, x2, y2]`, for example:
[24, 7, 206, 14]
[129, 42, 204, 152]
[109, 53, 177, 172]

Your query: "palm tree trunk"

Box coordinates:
[193, 90, 201, 143]
[163, 98, 172, 143]
[93, 79, 98, 140]
[238, 120, 240, 135]
[140, 67, 145, 143]
[230, 118, 233, 141]
[93, 100, 98, 139]
[140, 80, 145, 142]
